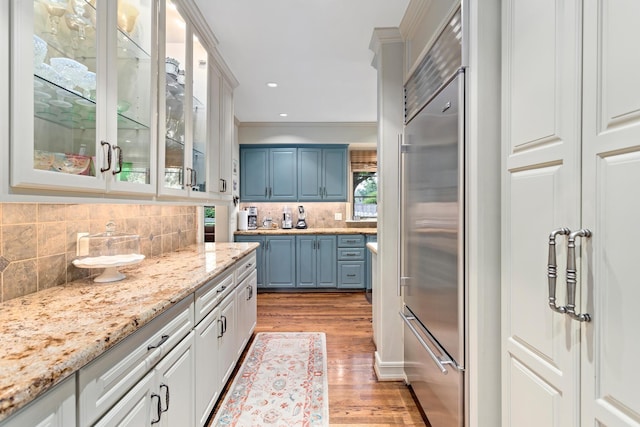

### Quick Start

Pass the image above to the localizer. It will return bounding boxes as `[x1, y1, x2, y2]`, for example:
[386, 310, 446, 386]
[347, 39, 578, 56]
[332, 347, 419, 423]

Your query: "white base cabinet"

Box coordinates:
[0, 376, 75, 427]
[194, 304, 222, 426]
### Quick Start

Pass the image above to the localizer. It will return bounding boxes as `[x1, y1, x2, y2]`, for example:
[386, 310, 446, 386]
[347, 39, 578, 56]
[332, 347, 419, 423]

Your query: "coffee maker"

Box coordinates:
[247, 206, 258, 230]
[282, 206, 293, 229]
[295, 205, 307, 229]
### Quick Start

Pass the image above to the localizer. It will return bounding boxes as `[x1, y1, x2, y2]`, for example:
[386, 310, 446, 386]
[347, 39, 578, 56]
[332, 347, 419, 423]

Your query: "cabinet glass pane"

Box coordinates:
[164, 1, 186, 190]
[115, 0, 152, 184]
[192, 34, 208, 192]
[33, 0, 98, 177]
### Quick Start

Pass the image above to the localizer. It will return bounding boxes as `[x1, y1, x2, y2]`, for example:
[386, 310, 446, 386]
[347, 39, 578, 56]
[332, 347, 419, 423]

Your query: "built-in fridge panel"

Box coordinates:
[401, 69, 465, 427]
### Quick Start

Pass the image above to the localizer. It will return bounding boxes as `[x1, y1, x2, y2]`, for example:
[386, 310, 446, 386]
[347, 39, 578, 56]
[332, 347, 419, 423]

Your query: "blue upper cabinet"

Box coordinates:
[240, 148, 269, 201]
[297, 148, 323, 200]
[241, 145, 346, 202]
[297, 146, 347, 202]
[322, 148, 347, 201]
[240, 147, 297, 202]
[270, 148, 298, 201]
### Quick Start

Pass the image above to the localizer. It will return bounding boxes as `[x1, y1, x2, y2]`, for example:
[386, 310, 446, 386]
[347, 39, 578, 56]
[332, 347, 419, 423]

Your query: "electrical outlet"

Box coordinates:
[76, 232, 89, 257]
[334, 213, 342, 221]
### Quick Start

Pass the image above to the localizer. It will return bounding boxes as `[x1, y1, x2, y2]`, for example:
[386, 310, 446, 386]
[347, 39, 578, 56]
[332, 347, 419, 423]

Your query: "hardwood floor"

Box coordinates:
[210, 291, 427, 426]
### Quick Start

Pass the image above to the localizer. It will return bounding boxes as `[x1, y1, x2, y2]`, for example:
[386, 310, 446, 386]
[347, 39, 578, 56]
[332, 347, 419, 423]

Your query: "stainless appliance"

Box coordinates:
[282, 206, 293, 229]
[247, 206, 258, 230]
[399, 8, 465, 427]
[295, 205, 307, 229]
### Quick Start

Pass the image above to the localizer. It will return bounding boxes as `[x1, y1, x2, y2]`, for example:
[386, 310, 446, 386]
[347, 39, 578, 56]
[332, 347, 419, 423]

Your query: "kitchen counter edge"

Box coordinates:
[235, 227, 377, 236]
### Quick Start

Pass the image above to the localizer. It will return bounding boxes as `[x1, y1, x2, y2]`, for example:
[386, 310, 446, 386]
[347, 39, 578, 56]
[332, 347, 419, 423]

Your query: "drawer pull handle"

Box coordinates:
[345, 253, 357, 256]
[147, 334, 169, 351]
[151, 393, 162, 424]
[216, 285, 226, 294]
[347, 274, 357, 278]
[345, 240, 357, 243]
[160, 384, 170, 413]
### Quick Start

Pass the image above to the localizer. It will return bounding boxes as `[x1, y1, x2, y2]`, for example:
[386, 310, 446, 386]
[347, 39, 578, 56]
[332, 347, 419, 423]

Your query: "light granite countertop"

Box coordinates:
[0, 242, 259, 422]
[234, 227, 377, 236]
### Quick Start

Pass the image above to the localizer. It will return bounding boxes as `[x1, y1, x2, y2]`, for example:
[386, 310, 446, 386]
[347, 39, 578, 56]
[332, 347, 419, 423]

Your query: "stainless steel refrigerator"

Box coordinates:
[400, 66, 466, 427]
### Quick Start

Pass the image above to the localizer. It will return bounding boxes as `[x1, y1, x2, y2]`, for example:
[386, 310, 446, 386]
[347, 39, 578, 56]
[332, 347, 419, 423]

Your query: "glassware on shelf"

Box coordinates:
[78, 70, 96, 98]
[50, 57, 88, 90]
[117, 1, 140, 35]
[33, 35, 48, 67]
[165, 57, 179, 77]
[45, 0, 68, 36]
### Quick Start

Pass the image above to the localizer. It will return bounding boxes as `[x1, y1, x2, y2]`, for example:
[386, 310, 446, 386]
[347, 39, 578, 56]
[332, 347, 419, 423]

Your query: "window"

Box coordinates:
[353, 172, 377, 218]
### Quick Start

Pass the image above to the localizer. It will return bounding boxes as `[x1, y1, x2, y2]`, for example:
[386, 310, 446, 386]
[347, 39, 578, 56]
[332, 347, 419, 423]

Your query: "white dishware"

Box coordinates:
[33, 35, 48, 67]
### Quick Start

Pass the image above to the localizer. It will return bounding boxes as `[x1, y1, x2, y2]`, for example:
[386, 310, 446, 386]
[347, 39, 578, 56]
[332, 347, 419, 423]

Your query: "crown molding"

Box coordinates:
[369, 28, 404, 55]
[399, 0, 432, 40]
[239, 122, 376, 128]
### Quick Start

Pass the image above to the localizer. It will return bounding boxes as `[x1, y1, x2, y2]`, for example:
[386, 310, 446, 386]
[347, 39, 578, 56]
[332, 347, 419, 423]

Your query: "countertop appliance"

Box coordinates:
[295, 205, 307, 229]
[282, 206, 293, 229]
[247, 206, 258, 230]
[399, 8, 466, 427]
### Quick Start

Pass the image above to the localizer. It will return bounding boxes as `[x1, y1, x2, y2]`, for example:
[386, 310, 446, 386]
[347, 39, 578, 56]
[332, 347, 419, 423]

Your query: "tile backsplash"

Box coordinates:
[0, 203, 197, 303]
[238, 202, 348, 228]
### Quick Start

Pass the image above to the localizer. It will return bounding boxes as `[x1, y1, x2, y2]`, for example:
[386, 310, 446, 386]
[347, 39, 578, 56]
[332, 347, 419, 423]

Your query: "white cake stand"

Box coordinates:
[72, 254, 145, 283]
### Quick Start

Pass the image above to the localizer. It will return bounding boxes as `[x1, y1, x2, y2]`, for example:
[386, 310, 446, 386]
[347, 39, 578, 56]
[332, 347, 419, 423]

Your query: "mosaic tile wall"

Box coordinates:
[0, 203, 198, 303]
[238, 202, 348, 228]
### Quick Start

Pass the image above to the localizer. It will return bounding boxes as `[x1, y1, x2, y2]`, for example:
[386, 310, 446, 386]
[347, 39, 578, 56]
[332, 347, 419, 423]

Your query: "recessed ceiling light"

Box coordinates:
[266, 82, 278, 88]
[279, 113, 288, 117]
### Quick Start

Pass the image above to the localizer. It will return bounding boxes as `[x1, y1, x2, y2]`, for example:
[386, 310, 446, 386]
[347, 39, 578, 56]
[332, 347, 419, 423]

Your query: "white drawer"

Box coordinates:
[194, 268, 235, 324]
[235, 252, 257, 284]
[78, 297, 194, 427]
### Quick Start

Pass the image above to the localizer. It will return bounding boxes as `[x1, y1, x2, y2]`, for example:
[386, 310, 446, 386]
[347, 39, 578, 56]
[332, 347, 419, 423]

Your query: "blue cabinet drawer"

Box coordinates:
[337, 235, 365, 247]
[337, 248, 365, 261]
[338, 261, 365, 289]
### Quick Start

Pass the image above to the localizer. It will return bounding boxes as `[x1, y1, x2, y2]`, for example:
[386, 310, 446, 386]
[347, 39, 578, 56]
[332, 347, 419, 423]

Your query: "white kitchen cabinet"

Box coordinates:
[235, 269, 257, 358]
[95, 332, 195, 427]
[0, 376, 75, 427]
[502, 1, 640, 426]
[194, 304, 222, 427]
[78, 297, 194, 427]
[217, 291, 237, 388]
[11, 0, 157, 195]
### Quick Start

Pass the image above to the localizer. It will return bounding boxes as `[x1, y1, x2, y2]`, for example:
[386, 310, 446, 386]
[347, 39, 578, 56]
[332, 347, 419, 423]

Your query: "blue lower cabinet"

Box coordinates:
[234, 235, 265, 287]
[338, 261, 365, 289]
[296, 235, 337, 288]
[264, 236, 296, 288]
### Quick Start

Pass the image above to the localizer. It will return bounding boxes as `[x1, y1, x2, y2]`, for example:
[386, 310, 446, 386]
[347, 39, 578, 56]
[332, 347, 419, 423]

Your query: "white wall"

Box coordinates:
[238, 122, 377, 145]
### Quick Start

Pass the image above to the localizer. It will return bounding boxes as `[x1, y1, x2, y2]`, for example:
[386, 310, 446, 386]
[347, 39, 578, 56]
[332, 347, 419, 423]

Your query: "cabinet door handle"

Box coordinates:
[159, 384, 170, 413]
[547, 228, 570, 314]
[265, 187, 268, 197]
[218, 319, 224, 338]
[147, 334, 169, 351]
[268, 187, 272, 198]
[112, 145, 123, 175]
[566, 229, 592, 322]
[100, 141, 111, 172]
[151, 393, 162, 424]
[222, 315, 227, 334]
[192, 169, 197, 187]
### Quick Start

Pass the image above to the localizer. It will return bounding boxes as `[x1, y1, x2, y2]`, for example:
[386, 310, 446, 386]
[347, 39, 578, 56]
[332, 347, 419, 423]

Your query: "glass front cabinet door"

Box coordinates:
[11, 0, 157, 195]
[158, 0, 211, 199]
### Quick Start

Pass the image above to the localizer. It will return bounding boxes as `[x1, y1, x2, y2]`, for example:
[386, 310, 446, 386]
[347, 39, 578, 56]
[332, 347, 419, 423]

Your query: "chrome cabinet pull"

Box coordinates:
[147, 334, 169, 351]
[151, 393, 162, 424]
[100, 141, 111, 172]
[112, 145, 123, 175]
[159, 384, 169, 413]
[547, 228, 570, 314]
[566, 229, 592, 322]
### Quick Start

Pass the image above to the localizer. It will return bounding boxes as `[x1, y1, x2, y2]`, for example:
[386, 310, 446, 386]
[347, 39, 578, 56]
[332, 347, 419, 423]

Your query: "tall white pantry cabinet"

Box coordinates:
[502, 1, 640, 426]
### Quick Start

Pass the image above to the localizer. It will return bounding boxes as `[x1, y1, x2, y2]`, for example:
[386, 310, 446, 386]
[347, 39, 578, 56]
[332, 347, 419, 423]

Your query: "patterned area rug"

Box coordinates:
[211, 332, 329, 426]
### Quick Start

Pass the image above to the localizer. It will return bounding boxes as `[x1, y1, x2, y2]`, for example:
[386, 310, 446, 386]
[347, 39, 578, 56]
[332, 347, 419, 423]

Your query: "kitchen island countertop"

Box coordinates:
[235, 227, 377, 235]
[0, 242, 258, 422]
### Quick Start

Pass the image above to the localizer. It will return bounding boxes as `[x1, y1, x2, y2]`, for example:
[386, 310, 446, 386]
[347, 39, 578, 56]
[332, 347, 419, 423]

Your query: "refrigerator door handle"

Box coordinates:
[400, 311, 458, 374]
[547, 228, 571, 314]
[566, 229, 592, 322]
[398, 134, 411, 296]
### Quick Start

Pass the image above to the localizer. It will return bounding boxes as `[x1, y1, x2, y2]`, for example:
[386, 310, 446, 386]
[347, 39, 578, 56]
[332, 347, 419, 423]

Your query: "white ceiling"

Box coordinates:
[193, 0, 410, 123]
